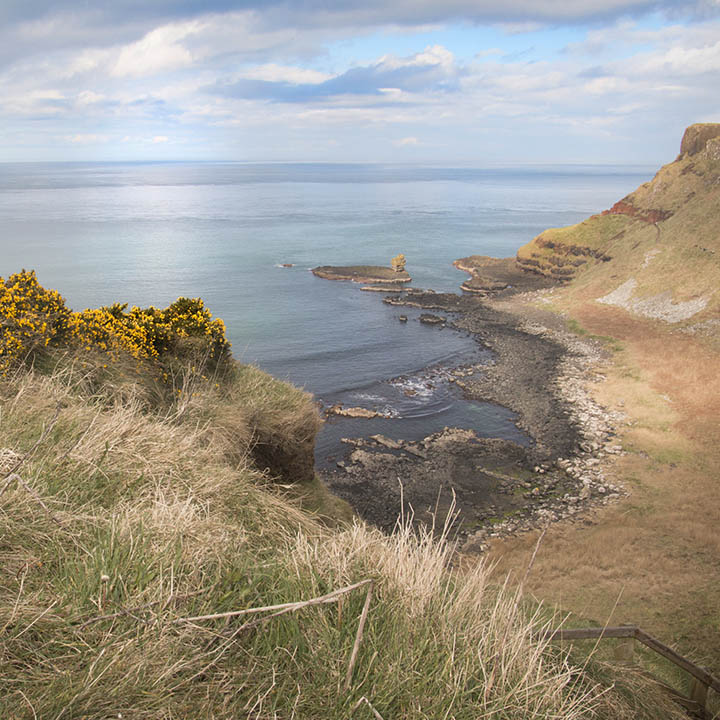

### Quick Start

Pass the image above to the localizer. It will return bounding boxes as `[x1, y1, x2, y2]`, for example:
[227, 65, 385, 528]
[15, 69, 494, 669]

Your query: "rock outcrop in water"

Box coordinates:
[312, 265, 411, 284]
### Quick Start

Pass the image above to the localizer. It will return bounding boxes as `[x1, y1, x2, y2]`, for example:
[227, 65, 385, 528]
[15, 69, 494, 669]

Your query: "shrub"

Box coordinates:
[0, 270, 231, 374]
[0, 269, 72, 369]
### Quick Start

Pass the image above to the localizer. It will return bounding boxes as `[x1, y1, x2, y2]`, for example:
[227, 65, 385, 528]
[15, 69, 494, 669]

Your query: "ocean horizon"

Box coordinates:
[0, 160, 654, 458]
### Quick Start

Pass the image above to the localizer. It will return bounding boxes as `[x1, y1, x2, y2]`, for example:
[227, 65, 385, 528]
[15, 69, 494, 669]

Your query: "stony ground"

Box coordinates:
[321, 269, 629, 548]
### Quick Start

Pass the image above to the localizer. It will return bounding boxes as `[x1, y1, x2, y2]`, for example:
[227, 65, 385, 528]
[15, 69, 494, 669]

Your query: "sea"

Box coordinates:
[0, 161, 653, 464]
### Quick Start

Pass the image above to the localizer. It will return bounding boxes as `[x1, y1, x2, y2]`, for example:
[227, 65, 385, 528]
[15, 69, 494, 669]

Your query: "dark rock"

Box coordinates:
[419, 313, 445, 325]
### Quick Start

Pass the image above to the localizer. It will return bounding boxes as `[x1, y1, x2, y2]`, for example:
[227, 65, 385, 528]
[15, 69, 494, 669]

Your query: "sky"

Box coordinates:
[1, 0, 719, 165]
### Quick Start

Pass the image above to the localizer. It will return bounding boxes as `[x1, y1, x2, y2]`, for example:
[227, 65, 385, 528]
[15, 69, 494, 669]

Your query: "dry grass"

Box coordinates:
[488, 301, 720, 688]
[0, 354, 683, 719]
[516, 133, 720, 321]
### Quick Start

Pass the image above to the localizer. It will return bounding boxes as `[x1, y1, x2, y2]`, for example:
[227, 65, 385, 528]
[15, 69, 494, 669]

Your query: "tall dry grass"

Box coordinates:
[0, 358, 685, 719]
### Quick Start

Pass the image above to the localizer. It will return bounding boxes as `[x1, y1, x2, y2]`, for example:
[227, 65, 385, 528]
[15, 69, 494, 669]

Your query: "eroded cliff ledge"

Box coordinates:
[511, 124, 720, 329]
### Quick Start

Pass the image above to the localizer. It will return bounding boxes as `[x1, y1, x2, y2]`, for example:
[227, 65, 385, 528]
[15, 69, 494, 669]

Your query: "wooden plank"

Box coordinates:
[546, 626, 637, 641]
[689, 676, 709, 718]
[655, 678, 703, 709]
[633, 629, 720, 695]
[543, 625, 720, 700]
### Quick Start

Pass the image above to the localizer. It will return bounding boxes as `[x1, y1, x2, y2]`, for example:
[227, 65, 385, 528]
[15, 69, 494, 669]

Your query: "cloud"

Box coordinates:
[1, 89, 69, 117]
[240, 64, 332, 84]
[112, 20, 204, 77]
[630, 38, 720, 75]
[76, 90, 107, 105]
[2, 1, 716, 35]
[210, 44, 460, 103]
[65, 133, 109, 144]
[0, 1, 719, 162]
[0, 0, 716, 75]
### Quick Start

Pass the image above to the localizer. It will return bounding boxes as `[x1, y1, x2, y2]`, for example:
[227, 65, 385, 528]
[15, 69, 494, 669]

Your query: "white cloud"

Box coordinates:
[0, 4, 719, 162]
[76, 90, 106, 105]
[61, 48, 109, 78]
[583, 76, 632, 94]
[1, 89, 66, 116]
[240, 63, 332, 84]
[112, 20, 204, 77]
[65, 133, 109, 144]
[630, 39, 720, 75]
[378, 44, 455, 71]
[497, 21, 544, 34]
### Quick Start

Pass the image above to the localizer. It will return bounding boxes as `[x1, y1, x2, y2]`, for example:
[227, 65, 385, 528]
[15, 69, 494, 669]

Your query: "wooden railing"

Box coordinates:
[543, 625, 719, 719]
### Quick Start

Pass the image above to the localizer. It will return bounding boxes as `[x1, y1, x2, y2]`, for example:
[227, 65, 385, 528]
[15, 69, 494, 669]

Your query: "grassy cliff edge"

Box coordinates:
[0, 275, 679, 719]
[515, 123, 720, 332]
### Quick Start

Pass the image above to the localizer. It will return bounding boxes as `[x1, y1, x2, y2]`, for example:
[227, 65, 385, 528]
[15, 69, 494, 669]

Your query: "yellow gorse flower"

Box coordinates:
[0, 270, 231, 374]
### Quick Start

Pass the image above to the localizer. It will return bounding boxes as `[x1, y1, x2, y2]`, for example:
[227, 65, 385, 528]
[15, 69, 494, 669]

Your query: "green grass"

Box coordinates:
[516, 131, 720, 325]
[0, 352, 687, 719]
[537, 213, 634, 251]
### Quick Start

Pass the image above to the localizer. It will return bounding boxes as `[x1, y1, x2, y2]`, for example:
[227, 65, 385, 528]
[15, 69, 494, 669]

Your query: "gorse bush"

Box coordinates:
[0, 269, 72, 363]
[0, 270, 230, 374]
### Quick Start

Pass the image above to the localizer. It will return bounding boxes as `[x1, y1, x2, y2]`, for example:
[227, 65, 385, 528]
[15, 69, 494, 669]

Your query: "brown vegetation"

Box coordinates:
[1, 355, 682, 718]
[479, 126, 720, 705]
[488, 299, 720, 679]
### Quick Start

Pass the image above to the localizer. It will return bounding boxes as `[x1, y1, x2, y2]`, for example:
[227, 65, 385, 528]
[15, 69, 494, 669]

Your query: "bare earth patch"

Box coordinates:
[597, 277, 712, 322]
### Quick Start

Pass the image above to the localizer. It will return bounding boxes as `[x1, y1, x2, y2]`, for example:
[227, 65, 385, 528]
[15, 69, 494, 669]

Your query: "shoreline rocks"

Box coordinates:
[325, 405, 394, 419]
[360, 284, 406, 293]
[419, 313, 446, 326]
[320, 280, 626, 549]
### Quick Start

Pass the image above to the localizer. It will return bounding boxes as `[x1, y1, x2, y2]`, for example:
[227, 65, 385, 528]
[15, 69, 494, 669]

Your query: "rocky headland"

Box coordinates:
[514, 122, 720, 323]
[321, 124, 720, 552]
[314, 124, 720, 678]
[453, 255, 555, 295]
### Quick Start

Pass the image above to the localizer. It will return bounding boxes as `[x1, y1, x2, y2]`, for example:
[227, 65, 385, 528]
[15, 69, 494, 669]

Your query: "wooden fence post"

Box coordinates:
[688, 676, 708, 719]
[614, 637, 635, 665]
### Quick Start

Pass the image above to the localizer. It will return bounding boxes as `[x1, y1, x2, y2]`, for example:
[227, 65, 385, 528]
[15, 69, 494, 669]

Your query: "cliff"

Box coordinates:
[515, 123, 720, 328]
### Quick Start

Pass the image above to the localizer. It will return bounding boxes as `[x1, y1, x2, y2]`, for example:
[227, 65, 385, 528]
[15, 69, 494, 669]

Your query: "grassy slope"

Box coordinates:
[0, 350, 682, 719]
[488, 128, 720, 696]
[570, 152, 720, 314]
[516, 128, 720, 317]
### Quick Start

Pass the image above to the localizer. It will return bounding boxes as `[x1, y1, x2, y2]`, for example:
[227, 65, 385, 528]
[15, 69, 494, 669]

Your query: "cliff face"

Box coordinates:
[679, 123, 720, 157]
[515, 124, 720, 327]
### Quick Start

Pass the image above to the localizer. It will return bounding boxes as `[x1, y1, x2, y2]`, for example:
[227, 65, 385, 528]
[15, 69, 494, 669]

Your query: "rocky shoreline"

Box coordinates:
[319, 269, 626, 550]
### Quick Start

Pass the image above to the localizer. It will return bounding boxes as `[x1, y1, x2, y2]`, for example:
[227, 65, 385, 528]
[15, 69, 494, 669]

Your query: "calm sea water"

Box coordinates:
[0, 162, 653, 459]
